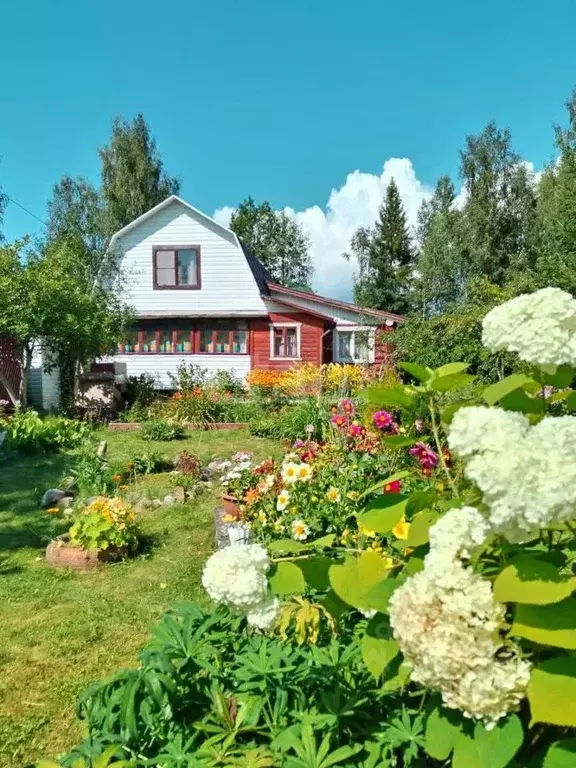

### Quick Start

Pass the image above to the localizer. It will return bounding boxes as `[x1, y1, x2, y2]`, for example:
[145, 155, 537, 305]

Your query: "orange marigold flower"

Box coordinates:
[46, 507, 60, 515]
[112, 474, 121, 483]
[118, 484, 128, 491]
[244, 489, 260, 505]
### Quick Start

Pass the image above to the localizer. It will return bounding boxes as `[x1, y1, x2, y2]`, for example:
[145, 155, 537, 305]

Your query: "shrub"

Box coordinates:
[0, 409, 91, 453]
[68, 496, 139, 551]
[61, 603, 423, 767]
[140, 419, 186, 441]
[127, 451, 170, 475]
[70, 445, 112, 496]
[248, 398, 326, 441]
[209, 368, 245, 396]
[169, 362, 208, 392]
[123, 373, 158, 415]
[174, 450, 201, 476]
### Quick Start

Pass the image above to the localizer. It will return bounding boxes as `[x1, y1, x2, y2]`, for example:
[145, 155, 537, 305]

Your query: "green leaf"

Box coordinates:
[381, 654, 410, 691]
[365, 577, 398, 613]
[268, 539, 307, 554]
[547, 389, 574, 404]
[425, 707, 463, 761]
[307, 534, 335, 550]
[361, 615, 399, 679]
[381, 435, 418, 448]
[320, 589, 349, 620]
[494, 557, 576, 605]
[269, 562, 306, 595]
[405, 490, 438, 516]
[405, 556, 425, 574]
[297, 556, 331, 591]
[543, 365, 574, 389]
[543, 739, 576, 768]
[406, 509, 436, 547]
[511, 598, 576, 648]
[500, 388, 545, 414]
[528, 656, 576, 726]
[329, 551, 392, 610]
[565, 391, 576, 413]
[452, 715, 523, 768]
[483, 373, 533, 405]
[358, 471, 410, 500]
[431, 372, 475, 392]
[358, 497, 407, 533]
[360, 386, 414, 408]
[434, 362, 471, 377]
[398, 361, 433, 382]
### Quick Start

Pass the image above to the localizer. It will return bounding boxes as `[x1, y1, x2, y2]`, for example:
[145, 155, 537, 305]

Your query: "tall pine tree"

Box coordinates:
[348, 179, 414, 314]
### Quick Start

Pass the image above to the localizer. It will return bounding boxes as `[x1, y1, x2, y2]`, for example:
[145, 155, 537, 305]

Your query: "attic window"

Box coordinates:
[153, 246, 201, 289]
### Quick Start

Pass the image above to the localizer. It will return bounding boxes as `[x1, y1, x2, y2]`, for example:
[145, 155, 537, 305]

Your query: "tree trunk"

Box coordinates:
[18, 344, 33, 409]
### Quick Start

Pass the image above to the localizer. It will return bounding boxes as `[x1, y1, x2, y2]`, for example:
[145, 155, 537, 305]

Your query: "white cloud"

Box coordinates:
[215, 158, 435, 300]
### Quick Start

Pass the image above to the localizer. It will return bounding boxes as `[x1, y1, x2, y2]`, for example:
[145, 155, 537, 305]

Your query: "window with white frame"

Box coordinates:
[270, 323, 301, 359]
[334, 327, 375, 364]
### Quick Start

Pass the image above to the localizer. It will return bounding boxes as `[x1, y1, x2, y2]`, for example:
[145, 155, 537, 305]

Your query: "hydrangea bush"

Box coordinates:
[202, 288, 576, 768]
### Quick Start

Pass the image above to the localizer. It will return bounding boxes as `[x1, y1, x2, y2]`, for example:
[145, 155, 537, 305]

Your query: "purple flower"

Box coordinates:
[409, 442, 439, 470]
[373, 410, 394, 430]
[293, 439, 305, 449]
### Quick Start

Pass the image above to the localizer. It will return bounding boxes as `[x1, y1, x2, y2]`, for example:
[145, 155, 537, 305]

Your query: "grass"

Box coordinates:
[0, 428, 282, 768]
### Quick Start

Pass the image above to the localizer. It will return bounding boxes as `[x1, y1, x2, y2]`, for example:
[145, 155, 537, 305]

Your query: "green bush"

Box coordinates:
[140, 419, 186, 441]
[61, 604, 424, 767]
[0, 409, 91, 453]
[248, 398, 326, 441]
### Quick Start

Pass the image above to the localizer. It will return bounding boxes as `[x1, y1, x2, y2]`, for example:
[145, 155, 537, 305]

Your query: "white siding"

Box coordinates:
[28, 348, 60, 411]
[111, 354, 251, 389]
[267, 292, 378, 326]
[116, 201, 268, 315]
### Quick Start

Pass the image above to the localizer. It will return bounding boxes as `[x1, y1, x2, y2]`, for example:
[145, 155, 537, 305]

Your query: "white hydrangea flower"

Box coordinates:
[428, 506, 491, 560]
[448, 407, 576, 539]
[482, 287, 576, 366]
[389, 553, 530, 728]
[246, 596, 280, 630]
[202, 543, 270, 613]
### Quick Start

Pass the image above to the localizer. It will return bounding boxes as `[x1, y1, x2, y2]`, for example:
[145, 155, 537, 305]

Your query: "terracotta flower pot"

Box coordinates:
[45, 533, 127, 571]
[221, 494, 242, 520]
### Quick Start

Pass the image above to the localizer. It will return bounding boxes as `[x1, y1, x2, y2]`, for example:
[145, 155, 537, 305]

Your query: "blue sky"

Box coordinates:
[1, 0, 575, 296]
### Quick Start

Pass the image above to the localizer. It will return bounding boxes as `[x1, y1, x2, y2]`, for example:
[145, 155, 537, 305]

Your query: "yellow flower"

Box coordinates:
[297, 463, 313, 482]
[258, 510, 267, 523]
[326, 487, 341, 503]
[222, 514, 237, 523]
[159, 583, 167, 589]
[435, 482, 445, 492]
[274, 520, 284, 532]
[392, 518, 410, 540]
[276, 489, 290, 511]
[291, 519, 310, 541]
[281, 462, 299, 485]
[46, 507, 60, 515]
[399, 426, 406, 434]
[341, 528, 350, 543]
[360, 525, 376, 538]
[346, 491, 360, 501]
[370, 542, 383, 552]
[381, 555, 394, 569]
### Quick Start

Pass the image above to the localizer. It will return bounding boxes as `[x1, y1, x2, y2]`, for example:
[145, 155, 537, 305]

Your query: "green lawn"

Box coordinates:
[0, 428, 281, 768]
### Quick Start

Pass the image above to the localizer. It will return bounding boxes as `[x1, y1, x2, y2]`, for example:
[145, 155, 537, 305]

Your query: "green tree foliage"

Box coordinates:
[229, 197, 313, 288]
[46, 175, 106, 279]
[99, 113, 180, 234]
[535, 90, 576, 293]
[0, 240, 130, 408]
[348, 179, 415, 314]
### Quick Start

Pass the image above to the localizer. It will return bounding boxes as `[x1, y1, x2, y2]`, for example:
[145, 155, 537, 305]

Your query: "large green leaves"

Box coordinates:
[329, 551, 392, 611]
[425, 709, 523, 768]
[398, 361, 433, 382]
[361, 614, 399, 679]
[360, 385, 414, 408]
[543, 739, 576, 767]
[494, 558, 576, 605]
[483, 373, 533, 405]
[528, 656, 576, 726]
[269, 562, 306, 595]
[511, 598, 576, 648]
[430, 372, 476, 393]
[357, 496, 407, 533]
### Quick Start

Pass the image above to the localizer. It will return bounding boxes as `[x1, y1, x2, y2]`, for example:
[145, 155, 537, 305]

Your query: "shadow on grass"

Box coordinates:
[0, 451, 74, 551]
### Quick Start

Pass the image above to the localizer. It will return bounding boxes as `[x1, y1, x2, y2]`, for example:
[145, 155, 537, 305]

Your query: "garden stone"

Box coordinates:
[163, 494, 176, 506]
[135, 498, 155, 513]
[126, 491, 141, 505]
[172, 486, 186, 504]
[56, 496, 74, 510]
[96, 440, 107, 458]
[41, 489, 70, 509]
[152, 499, 163, 508]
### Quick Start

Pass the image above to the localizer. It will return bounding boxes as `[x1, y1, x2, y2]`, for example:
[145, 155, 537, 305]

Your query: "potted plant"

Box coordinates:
[219, 452, 256, 520]
[45, 496, 139, 570]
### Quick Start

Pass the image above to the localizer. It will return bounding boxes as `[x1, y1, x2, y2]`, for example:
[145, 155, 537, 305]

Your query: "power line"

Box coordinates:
[5, 195, 46, 227]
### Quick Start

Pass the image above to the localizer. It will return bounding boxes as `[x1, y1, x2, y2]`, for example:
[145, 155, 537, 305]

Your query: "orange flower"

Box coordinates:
[243, 488, 260, 505]
[46, 507, 60, 515]
[112, 474, 121, 483]
[118, 484, 128, 491]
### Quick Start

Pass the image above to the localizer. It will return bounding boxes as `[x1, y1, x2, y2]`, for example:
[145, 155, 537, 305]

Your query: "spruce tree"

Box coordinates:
[348, 179, 414, 314]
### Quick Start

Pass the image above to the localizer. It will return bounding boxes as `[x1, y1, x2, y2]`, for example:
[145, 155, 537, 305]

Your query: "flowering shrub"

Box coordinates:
[1, 409, 91, 453]
[246, 368, 288, 390]
[68, 496, 139, 551]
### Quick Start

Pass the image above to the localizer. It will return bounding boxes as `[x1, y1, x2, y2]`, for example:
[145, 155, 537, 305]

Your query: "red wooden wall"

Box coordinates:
[374, 325, 394, 365]
[0, 337, 21, 404]
[251, 312, 325, 370]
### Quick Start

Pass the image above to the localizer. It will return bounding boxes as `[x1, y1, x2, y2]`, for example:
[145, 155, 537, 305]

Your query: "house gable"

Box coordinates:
[112, 197, 268, 316]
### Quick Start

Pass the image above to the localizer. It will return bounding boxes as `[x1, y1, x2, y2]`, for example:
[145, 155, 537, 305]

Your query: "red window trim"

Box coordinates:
[152, 245, 202, 290]
[117, 323, 248, 355]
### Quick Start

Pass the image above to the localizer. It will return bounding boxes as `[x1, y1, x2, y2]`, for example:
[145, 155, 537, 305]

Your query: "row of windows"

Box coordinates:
[119, 322, 248, 355]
